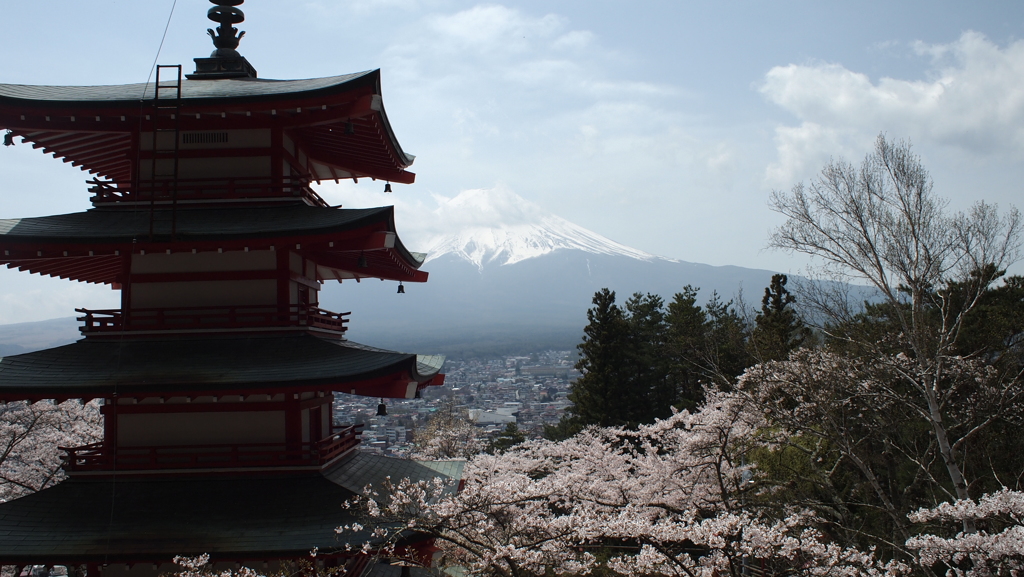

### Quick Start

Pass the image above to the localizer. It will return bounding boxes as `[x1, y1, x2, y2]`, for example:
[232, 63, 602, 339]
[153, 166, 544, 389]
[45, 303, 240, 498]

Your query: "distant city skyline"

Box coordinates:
[1, 1, 1023, 324]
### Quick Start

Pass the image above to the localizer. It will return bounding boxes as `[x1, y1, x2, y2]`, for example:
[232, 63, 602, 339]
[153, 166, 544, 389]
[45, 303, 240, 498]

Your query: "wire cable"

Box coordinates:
[104, 1, 179, 569]
[143, 0, 180, 97]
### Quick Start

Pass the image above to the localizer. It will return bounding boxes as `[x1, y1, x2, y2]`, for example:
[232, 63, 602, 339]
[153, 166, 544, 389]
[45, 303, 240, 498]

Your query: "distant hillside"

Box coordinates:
[0, 316, 79, 355]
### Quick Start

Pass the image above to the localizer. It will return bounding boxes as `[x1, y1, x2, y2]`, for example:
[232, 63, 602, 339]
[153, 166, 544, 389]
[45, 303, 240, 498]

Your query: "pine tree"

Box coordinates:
[665, 285, 708, 410]
[622, 293, 675, 425]
[702, 291, 752, 385]
[560, 289, 630, 434]
[750, 274, 811, 362]
[487, 422, 526, 454]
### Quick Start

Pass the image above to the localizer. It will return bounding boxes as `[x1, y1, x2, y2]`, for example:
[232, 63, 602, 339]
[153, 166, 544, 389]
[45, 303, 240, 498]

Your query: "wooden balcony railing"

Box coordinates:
[87, 177, 329, 207]
[76, 304, 349, 334]
[60, 425, 362, 473]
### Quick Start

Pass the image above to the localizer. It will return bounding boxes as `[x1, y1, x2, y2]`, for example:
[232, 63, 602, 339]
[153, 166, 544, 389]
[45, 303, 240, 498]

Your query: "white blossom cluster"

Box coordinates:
[908, 489, 1024, 577]
[0, 399, 101, 503]
[339, 390, 908, 577]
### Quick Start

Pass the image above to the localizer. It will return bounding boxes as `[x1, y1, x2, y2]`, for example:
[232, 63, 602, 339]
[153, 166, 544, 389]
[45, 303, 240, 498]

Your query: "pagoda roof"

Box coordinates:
[0, 453, 463, 564]
[0, 204, 429, 283]
[0, 72, 375, 104]
[0, 70, 416, 184]
[0, 333, 444, 401]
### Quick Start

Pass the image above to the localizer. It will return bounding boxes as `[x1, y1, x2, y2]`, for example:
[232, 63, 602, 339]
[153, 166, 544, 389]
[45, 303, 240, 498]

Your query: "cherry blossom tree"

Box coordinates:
[0, 399, 102, 503]
[907, 489, 1024, 577]
[170, 555, 265, 577]
[739, 349, 1023, 553]
[340, 390, 905, 577]
[410, 398, 482, 460]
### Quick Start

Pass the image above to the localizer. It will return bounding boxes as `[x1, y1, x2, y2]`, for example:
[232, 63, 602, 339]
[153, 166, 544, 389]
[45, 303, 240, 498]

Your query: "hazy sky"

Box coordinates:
[1, 1, 1023, 323]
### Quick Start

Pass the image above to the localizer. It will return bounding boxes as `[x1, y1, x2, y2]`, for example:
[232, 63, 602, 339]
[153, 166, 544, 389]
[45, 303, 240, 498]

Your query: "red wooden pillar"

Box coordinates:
[276, 248, 290, 316]
[120, 251, 134, 327]
[284, 393, 301, 453]
[102, 398, 118, 461]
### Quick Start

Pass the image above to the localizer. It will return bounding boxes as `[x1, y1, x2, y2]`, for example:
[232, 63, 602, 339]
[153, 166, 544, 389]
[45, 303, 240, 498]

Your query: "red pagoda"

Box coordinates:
[0, 2, 459, 575]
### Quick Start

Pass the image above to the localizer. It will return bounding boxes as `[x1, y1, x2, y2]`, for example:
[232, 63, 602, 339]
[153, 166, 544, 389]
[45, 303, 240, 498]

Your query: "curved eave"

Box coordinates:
[0, 70, 414, 183]
[0, 205, 430, 284]
[0, 454, 460, 565]
[0, 71, 380, 107]
[0, 334, 444, 401]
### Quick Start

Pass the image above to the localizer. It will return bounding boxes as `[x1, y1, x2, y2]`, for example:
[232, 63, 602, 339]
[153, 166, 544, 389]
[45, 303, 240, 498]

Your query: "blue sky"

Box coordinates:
[1, 1, 1023, 323]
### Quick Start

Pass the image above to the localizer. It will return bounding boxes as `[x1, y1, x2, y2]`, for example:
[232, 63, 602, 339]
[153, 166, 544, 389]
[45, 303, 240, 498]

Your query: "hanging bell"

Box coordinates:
[397, 282, 405, 294]
[357, 253, 368, 268]
[376, 398, 388, 416]
[384, 182, 392, 193]
[344, 121, 355, 135]
[414, 388, 422, 399]
[3, 131, 14, 147]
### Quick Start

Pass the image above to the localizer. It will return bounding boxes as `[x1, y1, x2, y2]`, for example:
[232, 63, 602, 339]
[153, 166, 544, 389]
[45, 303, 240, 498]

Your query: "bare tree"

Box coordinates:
[769, 134, 1022, 510]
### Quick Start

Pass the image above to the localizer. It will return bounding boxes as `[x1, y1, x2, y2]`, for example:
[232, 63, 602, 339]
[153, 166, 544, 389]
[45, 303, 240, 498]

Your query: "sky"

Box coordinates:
[1, 1, 1024, 323]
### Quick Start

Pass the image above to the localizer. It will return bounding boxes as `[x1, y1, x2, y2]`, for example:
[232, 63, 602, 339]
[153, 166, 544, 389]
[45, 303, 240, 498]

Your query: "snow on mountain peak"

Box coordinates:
[421, 187, 665, 269]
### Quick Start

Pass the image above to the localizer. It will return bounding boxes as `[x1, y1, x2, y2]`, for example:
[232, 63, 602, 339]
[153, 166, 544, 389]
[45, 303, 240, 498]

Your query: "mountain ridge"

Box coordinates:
[416, 188, 670, 270]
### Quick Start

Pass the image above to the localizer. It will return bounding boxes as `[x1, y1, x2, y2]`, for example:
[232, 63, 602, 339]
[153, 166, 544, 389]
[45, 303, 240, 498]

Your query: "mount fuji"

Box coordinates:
[418, 188, 661, 269]
[322, 188, 781, 356]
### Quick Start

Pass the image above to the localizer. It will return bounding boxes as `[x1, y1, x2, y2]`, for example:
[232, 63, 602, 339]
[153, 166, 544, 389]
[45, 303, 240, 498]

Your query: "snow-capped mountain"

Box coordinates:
[425, 217, 661, 269]
[418, 188, 663, 269]
[318, 187, 782, 355]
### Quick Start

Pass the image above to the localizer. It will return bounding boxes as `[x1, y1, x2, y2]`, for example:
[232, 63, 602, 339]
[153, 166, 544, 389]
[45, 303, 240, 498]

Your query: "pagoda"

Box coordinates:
[0, 2, 459, 575]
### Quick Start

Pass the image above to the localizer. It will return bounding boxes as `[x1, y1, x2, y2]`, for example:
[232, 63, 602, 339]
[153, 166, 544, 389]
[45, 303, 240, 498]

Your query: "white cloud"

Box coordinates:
[425, 5, 565, 54]
[763, 123, 867, 187]
[316, 182, 554, 257]
[760, 31, 1024, 186]
[303, 0, 427, 18]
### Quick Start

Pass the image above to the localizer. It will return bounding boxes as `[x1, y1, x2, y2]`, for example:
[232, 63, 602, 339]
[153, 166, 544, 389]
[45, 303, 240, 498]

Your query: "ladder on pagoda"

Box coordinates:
[149, 64, 182, 241]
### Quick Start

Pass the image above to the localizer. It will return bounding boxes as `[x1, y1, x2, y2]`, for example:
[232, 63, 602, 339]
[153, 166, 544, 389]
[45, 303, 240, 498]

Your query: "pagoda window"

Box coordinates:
[141, 129, 271, 151]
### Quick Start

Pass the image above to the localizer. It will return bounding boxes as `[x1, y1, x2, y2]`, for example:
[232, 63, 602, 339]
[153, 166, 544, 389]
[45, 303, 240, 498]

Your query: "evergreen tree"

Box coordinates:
[666, 286, 751, 395]
[750, 274, 811, 362]
[622, 293, 675, 425]
[487, 422, 526, 454]
[551, 284, 762, 439]
[552, 289, 631, 438]
[701, 291, 752, 385]
[665, 285, 708, 410]
[951, 272, 1024, 371]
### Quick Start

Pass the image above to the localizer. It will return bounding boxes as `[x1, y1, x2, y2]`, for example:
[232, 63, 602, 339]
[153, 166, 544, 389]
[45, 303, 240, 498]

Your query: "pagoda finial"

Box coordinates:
[207, 0, 246, 57]
[188, 0, 257, 79]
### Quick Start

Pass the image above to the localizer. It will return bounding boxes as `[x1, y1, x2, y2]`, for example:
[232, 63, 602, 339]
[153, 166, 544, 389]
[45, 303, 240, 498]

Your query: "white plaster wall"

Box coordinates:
[130, 279, 276, 308]
[132, 250, 276, 273]
[117, 411, 286, 446]
[143, 156, 272, 179]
